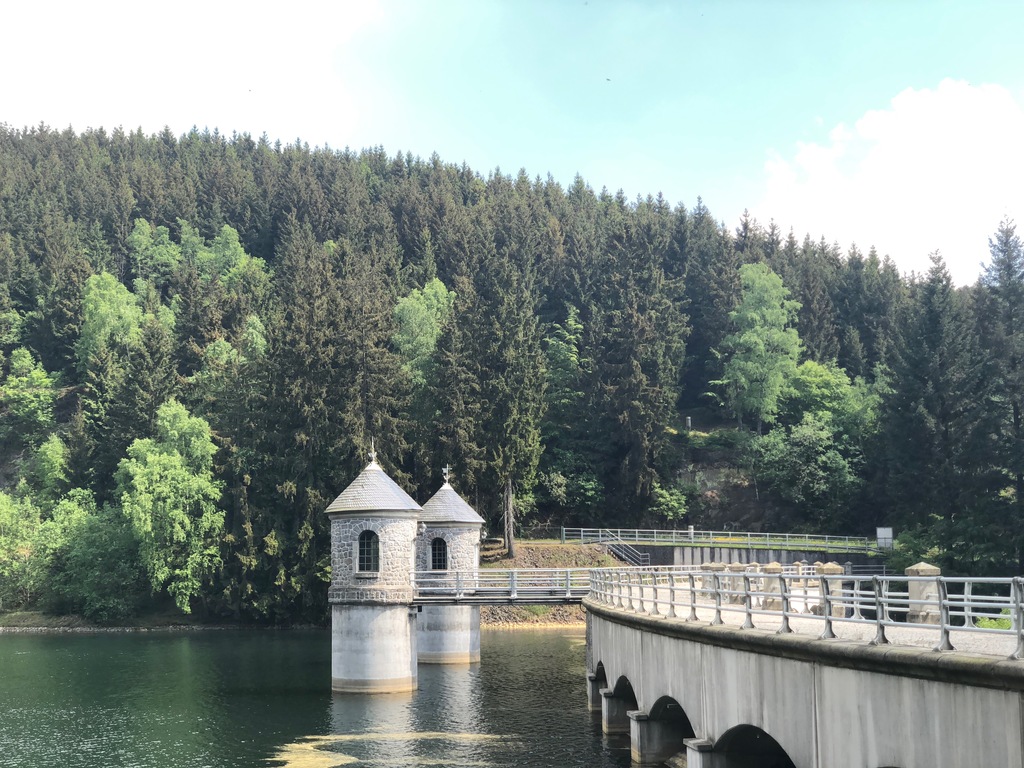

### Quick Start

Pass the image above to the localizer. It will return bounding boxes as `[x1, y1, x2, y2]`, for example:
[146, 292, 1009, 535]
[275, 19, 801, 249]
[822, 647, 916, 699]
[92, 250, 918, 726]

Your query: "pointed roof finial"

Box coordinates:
[442, 463, 452, 484]
[368, 437, 377, 464]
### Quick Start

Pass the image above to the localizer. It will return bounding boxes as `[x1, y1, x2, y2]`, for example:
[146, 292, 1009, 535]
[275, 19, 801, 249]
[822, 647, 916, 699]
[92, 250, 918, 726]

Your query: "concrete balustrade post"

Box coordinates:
[727, 562, 746, 604]
[600, 688, 631, 734]
[761, 562, 783, 611]
[905, 562, 941, 625]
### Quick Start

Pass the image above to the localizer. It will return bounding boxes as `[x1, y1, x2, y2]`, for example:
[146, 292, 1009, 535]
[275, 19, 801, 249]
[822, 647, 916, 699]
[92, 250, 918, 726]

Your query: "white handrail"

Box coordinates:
[586, 567, 1024, 659]
[561, 527, 881, 554]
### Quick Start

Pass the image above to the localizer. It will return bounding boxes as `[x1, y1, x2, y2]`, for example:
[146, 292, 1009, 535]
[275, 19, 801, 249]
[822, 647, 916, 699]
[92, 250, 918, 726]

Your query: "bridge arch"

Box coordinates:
[715, 724, 796, 768]
[626, 694, 696, 766]
[601, 675, 638, 735]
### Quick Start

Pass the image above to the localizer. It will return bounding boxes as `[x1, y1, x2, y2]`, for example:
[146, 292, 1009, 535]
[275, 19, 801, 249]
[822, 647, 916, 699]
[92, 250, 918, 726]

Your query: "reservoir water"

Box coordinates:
[0, 628, 631, 768]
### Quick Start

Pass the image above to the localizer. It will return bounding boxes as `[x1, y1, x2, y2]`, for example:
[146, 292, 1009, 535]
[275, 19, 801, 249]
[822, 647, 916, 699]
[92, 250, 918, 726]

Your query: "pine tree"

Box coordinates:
[680, 199, 739, 404]
[882, 254, 1002, 570]
[980, 219, 1024, 566]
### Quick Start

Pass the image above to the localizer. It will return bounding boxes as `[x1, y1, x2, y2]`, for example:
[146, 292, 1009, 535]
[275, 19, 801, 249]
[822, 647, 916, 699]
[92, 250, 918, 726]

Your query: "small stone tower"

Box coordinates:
[326, 453, 421, 693]
[415, 468, 485, 664]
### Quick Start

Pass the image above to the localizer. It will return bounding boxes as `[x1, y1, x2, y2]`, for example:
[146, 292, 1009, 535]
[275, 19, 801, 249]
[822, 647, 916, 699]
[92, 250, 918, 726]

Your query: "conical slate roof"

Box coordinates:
[325, 460, 421, 515]
[420, 482, 485, 525]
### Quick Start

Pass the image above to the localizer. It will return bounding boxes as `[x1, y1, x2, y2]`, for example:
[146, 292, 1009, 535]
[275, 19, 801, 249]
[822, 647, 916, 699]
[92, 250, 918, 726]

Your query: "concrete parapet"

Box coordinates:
[905, 562, 941, 625]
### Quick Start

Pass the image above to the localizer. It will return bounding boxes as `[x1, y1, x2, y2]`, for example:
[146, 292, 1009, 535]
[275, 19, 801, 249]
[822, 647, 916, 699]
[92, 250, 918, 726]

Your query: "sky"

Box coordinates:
[4, 0, 1024, 285]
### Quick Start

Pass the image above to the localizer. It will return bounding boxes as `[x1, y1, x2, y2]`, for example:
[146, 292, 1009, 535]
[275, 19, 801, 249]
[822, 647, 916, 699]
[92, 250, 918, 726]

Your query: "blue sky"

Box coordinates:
[5, 0, 1024, 284]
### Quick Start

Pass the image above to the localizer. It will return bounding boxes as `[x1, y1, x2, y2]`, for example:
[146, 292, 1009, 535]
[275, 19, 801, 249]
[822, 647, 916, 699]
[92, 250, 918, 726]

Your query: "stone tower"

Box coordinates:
[415, 469, 485, 664]
[326, 455, 421, 693]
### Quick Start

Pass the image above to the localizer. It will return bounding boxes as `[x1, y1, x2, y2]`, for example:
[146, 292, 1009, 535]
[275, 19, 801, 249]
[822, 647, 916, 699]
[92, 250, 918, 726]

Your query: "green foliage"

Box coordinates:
[649, 482, 688, 522]
[48, 491, 147, 623]
[115, 400, 224, 613]
[0, 491, 41, 609]
[716, 263, 801, 431]
[975, 609, 1011, 630]
[756, 412, 861, 528]
[127, 219, 182, 290]
[75, 272, 143, 373]
[0, 348, 58, 449]
[27, 434, 69, 506]
[1, 125, 1024, 619]
[394, 277, 456, 387]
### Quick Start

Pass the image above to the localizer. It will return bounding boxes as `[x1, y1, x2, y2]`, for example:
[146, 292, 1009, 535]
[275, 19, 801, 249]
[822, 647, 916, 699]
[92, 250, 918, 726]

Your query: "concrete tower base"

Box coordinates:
[332, 604, 418, 693]
[417, 605, 480, 664]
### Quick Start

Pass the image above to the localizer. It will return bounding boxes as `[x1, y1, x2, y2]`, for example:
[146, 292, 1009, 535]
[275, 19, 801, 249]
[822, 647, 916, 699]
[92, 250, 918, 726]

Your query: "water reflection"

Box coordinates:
[0, 628, 629, 768]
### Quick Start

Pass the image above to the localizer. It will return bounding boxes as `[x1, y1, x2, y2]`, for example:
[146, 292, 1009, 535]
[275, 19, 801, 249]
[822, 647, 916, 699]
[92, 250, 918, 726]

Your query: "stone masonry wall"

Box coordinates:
[329, 515, 417, 604]
[416, 525, 480, 573]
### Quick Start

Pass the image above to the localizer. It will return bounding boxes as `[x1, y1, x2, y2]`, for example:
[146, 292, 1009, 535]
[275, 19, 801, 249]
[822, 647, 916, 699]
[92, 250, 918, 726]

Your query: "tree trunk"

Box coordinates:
[503, 476, 516, 559]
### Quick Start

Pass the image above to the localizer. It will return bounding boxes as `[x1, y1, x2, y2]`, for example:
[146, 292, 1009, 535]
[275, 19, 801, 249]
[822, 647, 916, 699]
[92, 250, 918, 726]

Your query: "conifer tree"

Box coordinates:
[980, 220, 1024, 565]
[882, 254, 1002, 569]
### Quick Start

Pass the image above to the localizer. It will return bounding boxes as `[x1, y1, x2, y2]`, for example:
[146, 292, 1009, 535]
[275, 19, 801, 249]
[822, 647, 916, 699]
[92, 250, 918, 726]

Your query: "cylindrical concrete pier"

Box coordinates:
[331, 604, 418, 693]
[417, 605, 481, 664]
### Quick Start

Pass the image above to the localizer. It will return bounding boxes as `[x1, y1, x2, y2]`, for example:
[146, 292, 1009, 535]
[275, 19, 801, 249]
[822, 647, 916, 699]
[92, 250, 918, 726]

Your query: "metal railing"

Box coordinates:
[606, 540, 651, 567]
[562, 527, 880, 554]
[412, 569, 593, 604]
[587, 567, 1024, 658]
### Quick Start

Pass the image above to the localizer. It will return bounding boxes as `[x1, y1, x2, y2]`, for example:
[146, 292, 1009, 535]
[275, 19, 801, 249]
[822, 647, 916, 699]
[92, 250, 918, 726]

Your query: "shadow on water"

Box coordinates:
[0, 628, 630, 768]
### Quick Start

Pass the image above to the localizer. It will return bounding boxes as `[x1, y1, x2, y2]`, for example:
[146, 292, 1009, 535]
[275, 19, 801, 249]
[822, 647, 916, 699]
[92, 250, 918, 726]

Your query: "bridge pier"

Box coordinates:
[417, 604, 480, 664]
[585, 673, 603, 712]
[628, 710, 689, 766]
[600, 688, 632, 734]
[682, 738, 716, 767]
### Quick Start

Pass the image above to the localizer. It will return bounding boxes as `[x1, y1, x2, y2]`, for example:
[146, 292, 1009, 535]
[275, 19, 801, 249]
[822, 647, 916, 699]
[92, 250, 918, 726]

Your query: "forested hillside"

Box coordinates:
[0, 124, 1021, 623]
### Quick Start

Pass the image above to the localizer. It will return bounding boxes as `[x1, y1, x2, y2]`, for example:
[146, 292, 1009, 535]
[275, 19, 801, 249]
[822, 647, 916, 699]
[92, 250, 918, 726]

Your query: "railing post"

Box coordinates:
[565, 569, 572, 599]
[712, 574, 724, 626]
[963, 581, 974, 628]
[778, 574, 792, 634]
[510, 571, 518, 600]
[456, 570, 463, 599]
[852, 579, 864, 620]
[561, 527, 566, 545]
[741, 574, 754, 629]
[1012, 578, 1024, 660]
[870, 575, 889, 646]
[934, 577, 954, 652]
[688, 573, 699, 622]
[819, 576, 836, 640]
[667, 573, 677, 619]
[650, 571, 660, 617]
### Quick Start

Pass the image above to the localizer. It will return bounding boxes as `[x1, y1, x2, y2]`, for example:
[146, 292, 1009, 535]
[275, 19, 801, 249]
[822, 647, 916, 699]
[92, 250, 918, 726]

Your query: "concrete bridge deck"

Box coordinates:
[584, 569, 1024, 767]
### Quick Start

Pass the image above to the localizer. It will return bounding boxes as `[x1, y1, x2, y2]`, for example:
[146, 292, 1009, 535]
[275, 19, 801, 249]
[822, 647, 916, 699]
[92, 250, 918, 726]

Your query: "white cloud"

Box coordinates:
[753, 79, 1024, 285]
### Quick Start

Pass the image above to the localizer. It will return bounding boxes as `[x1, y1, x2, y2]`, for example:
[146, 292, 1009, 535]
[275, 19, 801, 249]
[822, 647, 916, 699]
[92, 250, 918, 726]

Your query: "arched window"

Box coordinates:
[431, 537, 448, 571]
[358, 530, 380, 572]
